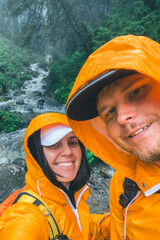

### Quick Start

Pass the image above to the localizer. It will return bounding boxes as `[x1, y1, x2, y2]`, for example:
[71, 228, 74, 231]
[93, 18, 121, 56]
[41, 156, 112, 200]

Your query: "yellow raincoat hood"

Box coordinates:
[24, 112, 70, 192]
[66, 35, 160, 193]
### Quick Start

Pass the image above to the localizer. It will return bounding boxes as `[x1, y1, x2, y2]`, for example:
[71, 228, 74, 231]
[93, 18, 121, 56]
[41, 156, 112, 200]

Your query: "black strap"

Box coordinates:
[119, 177, 140, 208]
[119, 177, 160, 209]
[55, 235, 69, 240]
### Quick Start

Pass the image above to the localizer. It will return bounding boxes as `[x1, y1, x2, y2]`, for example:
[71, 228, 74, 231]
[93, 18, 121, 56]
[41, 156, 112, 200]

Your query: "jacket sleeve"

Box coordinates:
[89, 213, 110, 240]
[0, 202, 50, 240]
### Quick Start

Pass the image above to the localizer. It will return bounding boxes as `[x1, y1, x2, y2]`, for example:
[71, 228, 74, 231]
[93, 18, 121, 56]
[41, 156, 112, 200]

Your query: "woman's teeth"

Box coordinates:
[57, 162, 73, 167]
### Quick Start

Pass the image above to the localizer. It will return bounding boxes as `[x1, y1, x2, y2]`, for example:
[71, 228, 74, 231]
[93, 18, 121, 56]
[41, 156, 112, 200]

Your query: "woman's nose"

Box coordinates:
[61, 144, 72, 155]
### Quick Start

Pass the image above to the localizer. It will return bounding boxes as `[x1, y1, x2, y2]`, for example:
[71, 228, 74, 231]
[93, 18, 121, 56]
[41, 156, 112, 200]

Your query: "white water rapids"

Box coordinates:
[0, 63, 65, 164]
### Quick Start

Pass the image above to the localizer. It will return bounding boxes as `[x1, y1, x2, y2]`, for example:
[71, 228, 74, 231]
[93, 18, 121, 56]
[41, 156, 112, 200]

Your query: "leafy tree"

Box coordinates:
[46, 0, 160, 104]
[4, 0, 94, 57]
[93, 0, 160, 50]
[46, 48, 86, 103]
[4, 0, 111, 59]
[143, 0, 156, 10]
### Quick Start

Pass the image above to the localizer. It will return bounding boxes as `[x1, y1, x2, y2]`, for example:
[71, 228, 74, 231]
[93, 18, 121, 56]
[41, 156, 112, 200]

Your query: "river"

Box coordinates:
[0, 63, 114, 214]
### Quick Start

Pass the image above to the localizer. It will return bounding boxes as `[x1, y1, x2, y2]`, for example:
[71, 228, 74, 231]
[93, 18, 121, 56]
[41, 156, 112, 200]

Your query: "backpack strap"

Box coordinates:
[119, 177, 140, 208]
[13, 189, 61, 240]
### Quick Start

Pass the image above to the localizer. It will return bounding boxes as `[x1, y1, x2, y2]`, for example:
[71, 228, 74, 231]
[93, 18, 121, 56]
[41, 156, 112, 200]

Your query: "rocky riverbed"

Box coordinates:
[87, 160, 114, 213]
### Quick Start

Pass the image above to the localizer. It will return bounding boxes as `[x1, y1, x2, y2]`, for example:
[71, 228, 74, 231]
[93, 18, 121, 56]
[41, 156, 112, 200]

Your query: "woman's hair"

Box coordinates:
[28, 129, 91, 192]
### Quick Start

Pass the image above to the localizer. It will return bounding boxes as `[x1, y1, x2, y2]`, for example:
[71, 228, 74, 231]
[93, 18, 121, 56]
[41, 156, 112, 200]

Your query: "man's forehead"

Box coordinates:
[99, 73, 145, 95]
[96, 73, 147, 114]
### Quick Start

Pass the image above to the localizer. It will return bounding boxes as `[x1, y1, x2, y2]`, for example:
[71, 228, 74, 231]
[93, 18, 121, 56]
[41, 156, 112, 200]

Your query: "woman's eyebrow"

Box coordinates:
[69, 136, 78, 139]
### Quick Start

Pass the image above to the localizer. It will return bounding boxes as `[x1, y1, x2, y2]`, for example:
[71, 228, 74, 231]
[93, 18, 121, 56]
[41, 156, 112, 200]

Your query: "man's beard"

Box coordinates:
[115, 140, 160, 164]
[132, 148, 160, 164]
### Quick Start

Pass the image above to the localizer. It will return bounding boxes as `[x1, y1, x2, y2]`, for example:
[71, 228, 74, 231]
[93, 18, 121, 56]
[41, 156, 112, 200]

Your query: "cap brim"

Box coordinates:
[66, 69, 136, 121]
[41, 124, 72, 146]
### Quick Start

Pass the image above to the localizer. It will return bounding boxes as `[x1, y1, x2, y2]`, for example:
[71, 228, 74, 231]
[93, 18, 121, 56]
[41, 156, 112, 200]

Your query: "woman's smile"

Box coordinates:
[43, 131, 82, 188]
[55, 161, 74, 167]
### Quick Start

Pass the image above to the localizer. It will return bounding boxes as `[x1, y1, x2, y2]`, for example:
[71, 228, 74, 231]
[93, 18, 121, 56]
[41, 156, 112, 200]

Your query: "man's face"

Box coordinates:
[97, 73, 160, 163]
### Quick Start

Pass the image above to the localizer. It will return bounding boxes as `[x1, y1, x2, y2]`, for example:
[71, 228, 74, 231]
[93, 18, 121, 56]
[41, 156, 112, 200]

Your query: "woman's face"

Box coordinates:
[43, 132, 82, 189]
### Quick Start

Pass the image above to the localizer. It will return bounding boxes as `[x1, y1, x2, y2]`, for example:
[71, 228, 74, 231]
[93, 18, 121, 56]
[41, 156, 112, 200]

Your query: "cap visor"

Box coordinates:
[66, 69, 136, 121]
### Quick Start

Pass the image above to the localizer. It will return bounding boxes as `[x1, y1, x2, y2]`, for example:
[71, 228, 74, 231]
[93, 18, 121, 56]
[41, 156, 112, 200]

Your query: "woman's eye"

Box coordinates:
[50, 143, 59, 149]
[69, 141, 78, 146]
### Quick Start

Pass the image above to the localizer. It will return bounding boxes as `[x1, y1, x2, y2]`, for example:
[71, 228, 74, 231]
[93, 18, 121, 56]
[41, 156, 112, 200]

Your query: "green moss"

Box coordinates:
[0, 97, 12, 101]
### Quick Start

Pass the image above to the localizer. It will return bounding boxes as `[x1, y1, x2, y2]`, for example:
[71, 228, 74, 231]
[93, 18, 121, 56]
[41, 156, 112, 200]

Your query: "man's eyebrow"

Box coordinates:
[98, 105, 109, 115]
[121, 76, 144, 93]
[97, 76, 145, 115]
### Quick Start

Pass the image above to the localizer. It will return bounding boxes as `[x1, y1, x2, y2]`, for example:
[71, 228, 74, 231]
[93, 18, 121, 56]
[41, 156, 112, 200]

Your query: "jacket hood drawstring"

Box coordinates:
[124, 191, 142, 240]
[37, 179, 41, 197]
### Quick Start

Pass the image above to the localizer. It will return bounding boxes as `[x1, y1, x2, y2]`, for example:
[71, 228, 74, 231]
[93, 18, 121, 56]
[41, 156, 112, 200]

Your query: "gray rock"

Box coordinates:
[16, 99, 24, 105]
[99, 166, 113, 178]
[0, 163, 26, 203]
[87, 161, 115, 214]
[14, 90, 25, 96]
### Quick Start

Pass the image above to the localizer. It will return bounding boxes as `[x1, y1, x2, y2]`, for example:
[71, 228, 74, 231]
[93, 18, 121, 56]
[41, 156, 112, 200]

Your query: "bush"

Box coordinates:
[0, 111, 21, 132]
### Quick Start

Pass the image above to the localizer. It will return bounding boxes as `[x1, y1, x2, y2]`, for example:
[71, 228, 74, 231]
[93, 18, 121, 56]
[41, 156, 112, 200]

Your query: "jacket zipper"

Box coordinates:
[60, 184, 89, 232]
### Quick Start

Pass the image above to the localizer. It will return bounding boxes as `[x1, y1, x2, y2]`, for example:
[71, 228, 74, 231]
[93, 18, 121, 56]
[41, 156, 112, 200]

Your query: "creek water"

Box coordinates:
[0, 63, 65, 164]
[0, 63, 114, 214]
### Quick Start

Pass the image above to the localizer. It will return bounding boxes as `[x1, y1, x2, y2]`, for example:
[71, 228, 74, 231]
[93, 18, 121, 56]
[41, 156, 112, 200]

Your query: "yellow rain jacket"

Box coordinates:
[66, 35, 160, 239]
[0, 112, 108, 240]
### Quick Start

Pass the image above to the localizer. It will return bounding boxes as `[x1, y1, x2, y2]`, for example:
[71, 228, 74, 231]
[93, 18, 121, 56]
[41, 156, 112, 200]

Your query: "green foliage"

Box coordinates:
[19, 72, 31, 81]
[46, 0, 160, 104]
[0, 34, 42, 92]
[0, 97, 11, 102]
[0, 111, 21, 132]
[46, 48, 86, 103]
[93, 0, 160, 49]
[86, 149, 95, 166]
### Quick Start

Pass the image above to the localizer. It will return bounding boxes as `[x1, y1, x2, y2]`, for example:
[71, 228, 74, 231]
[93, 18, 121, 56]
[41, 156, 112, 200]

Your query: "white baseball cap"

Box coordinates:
[41, 124, 72, 146]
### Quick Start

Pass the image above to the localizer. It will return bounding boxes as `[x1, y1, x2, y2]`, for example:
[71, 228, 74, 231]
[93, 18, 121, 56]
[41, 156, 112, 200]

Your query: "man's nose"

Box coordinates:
[117, 103, 136, 124]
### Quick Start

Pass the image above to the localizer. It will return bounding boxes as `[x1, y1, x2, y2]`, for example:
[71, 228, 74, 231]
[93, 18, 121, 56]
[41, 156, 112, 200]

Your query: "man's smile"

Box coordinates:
[128, 122, 152, 138]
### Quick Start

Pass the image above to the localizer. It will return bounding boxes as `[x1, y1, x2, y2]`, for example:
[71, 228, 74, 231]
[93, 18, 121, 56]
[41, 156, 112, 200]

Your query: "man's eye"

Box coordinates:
[106, 107, 115, 118]
[130, 87, 143, 96]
